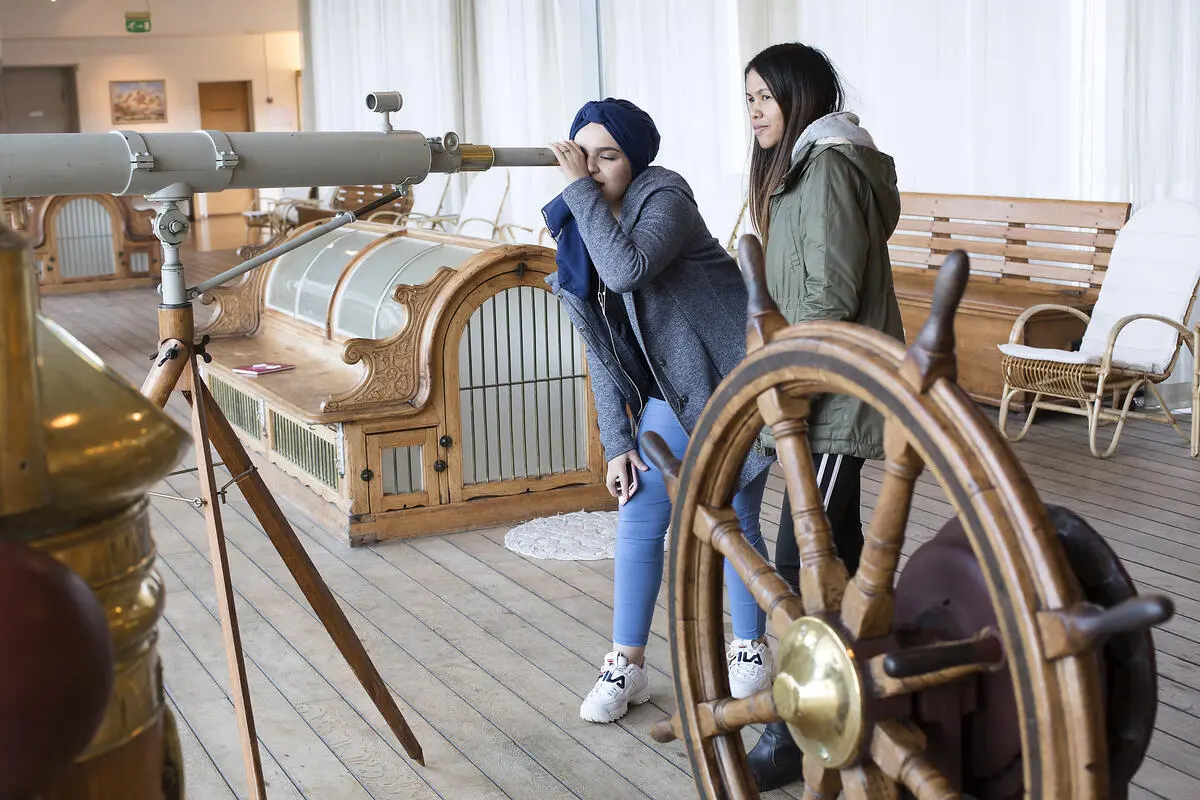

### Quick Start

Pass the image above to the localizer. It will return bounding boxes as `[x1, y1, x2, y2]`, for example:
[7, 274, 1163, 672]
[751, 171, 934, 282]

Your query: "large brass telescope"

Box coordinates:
[0, 92, 561, 799]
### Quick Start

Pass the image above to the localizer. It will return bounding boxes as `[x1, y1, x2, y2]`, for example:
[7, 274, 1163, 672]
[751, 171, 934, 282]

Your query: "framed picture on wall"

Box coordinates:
[109, 80, 167, 124]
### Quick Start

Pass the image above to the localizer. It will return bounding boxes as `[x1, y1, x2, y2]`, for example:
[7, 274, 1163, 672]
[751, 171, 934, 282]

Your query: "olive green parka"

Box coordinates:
[760, 112, 905, 460]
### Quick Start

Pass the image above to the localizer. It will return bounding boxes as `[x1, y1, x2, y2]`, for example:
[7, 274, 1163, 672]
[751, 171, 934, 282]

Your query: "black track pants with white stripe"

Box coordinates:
[774, 452, 865, 593]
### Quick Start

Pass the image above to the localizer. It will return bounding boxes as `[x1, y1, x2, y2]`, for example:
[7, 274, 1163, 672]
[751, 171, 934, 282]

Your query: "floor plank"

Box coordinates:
[36, 233, 1200, 799]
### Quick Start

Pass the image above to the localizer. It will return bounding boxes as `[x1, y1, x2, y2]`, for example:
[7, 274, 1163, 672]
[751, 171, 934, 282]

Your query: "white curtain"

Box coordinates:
[465, 0, 597, 233]
[736, 1, 1081, 200]
[306, 0, 466, 206]
[306, 0, 591, 229]
[305, 0, 1200, 218]
[1075, 0, 1200, 208]
[598, 0, 750, 240]
[736, 0, 1200, 208]
[308, 0, 463, 134]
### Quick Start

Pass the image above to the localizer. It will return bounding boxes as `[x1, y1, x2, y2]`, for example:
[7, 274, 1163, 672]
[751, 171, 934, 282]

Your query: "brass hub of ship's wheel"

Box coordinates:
[646, 239, 1174, 799]
[771, 615, 864, 770]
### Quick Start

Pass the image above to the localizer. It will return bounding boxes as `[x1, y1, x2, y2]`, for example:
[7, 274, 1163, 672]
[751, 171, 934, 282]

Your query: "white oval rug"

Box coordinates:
[504, 511, 620, 560]
[503, 511, 672, 561]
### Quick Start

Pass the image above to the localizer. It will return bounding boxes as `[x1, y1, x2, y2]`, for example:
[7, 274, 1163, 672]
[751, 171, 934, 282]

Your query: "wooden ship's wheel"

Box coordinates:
[646, 238, 1174, 799]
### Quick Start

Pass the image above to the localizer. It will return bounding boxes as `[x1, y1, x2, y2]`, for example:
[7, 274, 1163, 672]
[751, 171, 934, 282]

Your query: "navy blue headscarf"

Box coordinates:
[542, 98, 661, 298]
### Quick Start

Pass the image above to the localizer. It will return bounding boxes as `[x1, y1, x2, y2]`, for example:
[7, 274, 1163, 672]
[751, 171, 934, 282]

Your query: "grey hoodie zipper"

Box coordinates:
[597, 279, 645, 444]
[597, 279, 683, 438]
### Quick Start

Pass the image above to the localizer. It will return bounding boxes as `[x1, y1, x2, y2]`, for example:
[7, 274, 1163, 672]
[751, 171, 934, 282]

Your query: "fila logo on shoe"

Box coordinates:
[735, 651, 763, 666]
[601, 670, 626, 689]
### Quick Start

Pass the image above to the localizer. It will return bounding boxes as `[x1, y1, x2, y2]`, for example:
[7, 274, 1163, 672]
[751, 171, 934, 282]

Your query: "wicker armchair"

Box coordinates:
[243, 188, 318, 234]
[998, 200, 1200, 458]
[417, 169, 522, 241]
[726, 196, 750, 253]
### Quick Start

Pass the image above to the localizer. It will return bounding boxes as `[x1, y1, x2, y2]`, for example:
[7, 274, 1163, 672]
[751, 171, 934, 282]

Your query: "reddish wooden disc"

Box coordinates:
[0, 540, 114, 800]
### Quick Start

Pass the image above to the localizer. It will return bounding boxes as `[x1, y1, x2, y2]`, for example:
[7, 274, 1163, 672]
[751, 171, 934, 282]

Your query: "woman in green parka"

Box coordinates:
[741, 42, 906, 791]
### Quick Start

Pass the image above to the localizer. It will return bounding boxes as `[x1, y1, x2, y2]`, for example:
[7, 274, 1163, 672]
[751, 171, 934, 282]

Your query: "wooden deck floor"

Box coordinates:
[39, 244, 1200, 800]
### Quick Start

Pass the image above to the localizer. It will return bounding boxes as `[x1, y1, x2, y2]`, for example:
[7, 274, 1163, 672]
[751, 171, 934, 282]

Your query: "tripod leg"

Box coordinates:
[197, 379, 426, 766]
[189, 361, 269, 799]
[142, 339, 191, 408]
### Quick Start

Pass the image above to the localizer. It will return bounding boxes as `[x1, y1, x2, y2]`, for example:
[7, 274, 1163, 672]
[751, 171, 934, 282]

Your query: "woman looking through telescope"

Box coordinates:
[542, 98, 775, 724]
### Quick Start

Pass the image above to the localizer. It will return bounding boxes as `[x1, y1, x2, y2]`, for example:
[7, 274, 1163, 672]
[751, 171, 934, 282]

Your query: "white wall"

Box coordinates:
[0, 0, 297, 39]
[1, 0, 301, 134]
[3, 33, 302, 134]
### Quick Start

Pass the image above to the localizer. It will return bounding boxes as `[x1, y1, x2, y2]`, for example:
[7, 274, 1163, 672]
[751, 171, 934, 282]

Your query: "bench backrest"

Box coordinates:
[889, 193, 1131, 295]
[332, 184, 414, 216]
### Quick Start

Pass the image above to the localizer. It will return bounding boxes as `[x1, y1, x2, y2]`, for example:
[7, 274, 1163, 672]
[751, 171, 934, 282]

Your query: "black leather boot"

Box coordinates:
[746, 720, 805, 791]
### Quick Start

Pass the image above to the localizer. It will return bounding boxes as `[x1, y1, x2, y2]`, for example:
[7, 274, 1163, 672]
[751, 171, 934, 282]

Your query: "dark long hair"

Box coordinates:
[745, 43, 845, 241]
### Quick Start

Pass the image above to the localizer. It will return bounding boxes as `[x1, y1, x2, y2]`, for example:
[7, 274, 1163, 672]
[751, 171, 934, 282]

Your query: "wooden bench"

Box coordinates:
[4, 194, 161, 294]
[888, 193, 1131, 408]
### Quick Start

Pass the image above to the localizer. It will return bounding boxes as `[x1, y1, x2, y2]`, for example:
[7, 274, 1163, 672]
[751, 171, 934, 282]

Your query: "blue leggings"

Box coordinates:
[613, 398, 769, 647]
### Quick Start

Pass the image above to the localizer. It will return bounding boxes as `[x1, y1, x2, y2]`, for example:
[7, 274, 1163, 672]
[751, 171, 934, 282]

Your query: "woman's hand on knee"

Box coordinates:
[607, 449, 650, 506]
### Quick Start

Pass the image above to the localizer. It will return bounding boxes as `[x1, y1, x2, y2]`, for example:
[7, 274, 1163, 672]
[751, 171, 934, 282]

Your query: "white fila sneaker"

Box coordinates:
[727, 638, 773, 699]
[579, 651, 651, 723]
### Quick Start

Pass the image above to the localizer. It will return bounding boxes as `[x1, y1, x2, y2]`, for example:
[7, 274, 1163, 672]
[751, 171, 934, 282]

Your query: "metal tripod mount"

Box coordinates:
[140, 184, 426, 800]
[151, 193, 192, 307]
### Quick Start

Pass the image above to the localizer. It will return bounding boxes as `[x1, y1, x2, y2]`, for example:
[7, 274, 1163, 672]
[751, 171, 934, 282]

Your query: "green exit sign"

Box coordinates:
[125, 12, 151, 33]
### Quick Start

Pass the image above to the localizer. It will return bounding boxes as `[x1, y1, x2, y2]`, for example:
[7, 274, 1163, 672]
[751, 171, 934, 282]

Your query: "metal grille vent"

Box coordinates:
[381, 444, 424, 496]
[269, 410, 340, 490]
[56, 198, 117, 279]
[208, 375, 264, 438]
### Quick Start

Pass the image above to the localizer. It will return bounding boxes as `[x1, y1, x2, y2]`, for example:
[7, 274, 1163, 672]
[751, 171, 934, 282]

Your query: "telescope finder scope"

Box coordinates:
[365, 91, 403, 114]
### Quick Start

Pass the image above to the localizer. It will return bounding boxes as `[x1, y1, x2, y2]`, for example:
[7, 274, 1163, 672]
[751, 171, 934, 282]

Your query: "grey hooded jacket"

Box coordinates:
[545, 166, 773, 493]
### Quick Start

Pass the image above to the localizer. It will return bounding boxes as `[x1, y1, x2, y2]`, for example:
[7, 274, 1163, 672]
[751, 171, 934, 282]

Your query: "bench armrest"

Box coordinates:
[497, 223, 535, 242]
[365, 210, 408, 225]
[1008, 303, 1092, 344]
[407, 213, 457, 232]
[455, 217, 507, 239]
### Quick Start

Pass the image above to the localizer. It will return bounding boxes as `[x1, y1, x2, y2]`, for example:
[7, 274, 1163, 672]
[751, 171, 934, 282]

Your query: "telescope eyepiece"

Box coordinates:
[365, 91, 403, 114]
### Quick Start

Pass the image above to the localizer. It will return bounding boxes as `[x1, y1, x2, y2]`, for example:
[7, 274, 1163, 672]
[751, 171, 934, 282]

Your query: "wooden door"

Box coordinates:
[196, 81, 254, 216]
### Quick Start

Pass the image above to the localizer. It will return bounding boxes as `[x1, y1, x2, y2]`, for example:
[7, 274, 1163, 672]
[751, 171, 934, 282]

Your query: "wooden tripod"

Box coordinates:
[141, 303, 423, 799]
